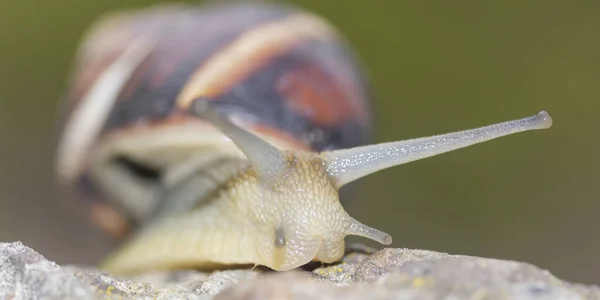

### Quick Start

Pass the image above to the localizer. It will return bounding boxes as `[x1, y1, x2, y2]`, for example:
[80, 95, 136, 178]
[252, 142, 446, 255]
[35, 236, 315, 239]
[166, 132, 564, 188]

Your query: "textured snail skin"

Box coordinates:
[102, 154, 367, 274]
[101, 100, 551, 275]
[101, 100, 391, 274]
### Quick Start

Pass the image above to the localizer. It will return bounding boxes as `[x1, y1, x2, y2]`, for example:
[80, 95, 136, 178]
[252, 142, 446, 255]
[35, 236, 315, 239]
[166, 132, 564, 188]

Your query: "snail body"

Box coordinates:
[55, 3, 552, 275]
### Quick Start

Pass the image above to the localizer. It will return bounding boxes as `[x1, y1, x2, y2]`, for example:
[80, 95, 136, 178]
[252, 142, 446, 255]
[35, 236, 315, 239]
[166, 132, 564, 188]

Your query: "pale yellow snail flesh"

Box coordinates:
[101, 101, 552, 275]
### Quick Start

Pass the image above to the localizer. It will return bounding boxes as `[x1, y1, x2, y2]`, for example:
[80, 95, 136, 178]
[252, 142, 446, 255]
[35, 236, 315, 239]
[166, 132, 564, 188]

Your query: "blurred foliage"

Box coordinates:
[0, 0, 598, 284]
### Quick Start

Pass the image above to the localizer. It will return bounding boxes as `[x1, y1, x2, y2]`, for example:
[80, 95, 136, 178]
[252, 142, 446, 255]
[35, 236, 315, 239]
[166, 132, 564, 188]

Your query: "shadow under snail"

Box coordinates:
[54, 2, 553, 275]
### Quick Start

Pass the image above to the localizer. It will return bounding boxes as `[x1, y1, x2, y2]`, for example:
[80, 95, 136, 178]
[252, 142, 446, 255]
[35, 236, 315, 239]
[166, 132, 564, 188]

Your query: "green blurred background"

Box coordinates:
[0, 0, 598, 284]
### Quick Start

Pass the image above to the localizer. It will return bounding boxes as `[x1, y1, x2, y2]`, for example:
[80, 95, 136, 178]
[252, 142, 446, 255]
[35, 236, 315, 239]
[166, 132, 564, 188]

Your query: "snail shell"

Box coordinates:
[56, 2, 373, 237]
[55, 2, 552, 275]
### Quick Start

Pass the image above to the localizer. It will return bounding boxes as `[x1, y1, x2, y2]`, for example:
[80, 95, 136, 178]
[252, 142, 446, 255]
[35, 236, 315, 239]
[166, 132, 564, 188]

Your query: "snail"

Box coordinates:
[54, 2, 552, 275]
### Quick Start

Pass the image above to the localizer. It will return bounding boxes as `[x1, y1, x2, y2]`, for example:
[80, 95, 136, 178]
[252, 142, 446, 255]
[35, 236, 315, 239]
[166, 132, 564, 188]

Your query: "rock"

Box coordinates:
[0, 241, 97, 300]
[1, 242, 599, 300]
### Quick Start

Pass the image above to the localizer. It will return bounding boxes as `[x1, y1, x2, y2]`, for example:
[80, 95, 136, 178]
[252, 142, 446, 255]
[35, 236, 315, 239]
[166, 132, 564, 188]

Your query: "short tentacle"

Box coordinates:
[345, 215, 392, 245]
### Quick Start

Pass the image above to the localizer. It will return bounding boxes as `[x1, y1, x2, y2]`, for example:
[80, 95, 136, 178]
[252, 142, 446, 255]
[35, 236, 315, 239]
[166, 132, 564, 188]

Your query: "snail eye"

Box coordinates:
[274, 226, 286, 248]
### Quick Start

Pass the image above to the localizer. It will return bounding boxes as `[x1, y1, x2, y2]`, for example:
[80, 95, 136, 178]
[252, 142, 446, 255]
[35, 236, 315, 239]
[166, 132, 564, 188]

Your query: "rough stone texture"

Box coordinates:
[0, 241, 97, 300]
[1, 242, 599, 300]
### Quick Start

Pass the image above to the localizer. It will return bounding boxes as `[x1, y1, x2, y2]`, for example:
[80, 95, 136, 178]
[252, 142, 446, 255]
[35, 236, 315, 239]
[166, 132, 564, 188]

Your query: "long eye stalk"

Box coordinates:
[323, 111, 552, 188]
[190, 100, 288, 186]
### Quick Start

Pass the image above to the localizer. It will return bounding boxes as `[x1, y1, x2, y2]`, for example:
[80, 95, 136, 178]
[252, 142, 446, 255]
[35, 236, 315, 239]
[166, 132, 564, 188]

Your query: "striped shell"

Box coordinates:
[55, 3, 374, 238]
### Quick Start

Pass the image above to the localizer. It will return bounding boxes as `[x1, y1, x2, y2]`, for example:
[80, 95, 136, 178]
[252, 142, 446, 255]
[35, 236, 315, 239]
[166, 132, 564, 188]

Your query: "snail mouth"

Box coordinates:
[266, 238, 321, 271]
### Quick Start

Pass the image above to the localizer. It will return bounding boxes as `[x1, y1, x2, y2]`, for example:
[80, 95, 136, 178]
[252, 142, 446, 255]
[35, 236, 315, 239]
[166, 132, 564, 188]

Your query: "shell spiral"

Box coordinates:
[54, 2, 375, 238]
